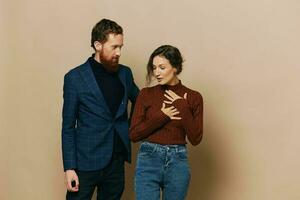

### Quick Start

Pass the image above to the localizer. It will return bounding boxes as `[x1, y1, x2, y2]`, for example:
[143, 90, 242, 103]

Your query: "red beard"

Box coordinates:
[99, 52, 120, 72]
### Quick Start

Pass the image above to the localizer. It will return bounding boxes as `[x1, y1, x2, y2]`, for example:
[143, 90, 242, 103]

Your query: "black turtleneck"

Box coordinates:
[88, 56, 127, 157]
[89, 57, 124, 116]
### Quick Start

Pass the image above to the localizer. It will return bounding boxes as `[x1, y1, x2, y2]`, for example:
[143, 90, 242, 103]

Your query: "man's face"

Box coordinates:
[96, 33, 123, 71]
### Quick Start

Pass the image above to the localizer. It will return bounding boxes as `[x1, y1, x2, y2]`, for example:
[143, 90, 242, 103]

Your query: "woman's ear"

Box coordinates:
[173, 67, 178, 74]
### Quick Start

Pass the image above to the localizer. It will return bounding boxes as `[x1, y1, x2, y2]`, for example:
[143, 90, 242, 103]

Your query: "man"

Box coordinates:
[62, 19, 139, 200]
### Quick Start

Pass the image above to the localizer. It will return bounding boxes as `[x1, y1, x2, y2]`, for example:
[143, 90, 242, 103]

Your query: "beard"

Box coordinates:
[99, 51, 120, 72]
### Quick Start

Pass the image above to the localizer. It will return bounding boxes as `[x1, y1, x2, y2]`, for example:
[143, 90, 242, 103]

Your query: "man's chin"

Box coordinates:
[111, 64, 119, 72]
[104, 63, 119, 72]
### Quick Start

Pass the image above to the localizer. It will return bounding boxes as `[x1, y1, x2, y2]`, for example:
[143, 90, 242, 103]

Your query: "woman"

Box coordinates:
[129, 45, 203, 200]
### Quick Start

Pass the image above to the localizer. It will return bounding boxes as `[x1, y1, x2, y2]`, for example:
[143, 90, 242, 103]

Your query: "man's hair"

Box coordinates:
[91, 19, 123, 50]
[146, 45, 183, 85]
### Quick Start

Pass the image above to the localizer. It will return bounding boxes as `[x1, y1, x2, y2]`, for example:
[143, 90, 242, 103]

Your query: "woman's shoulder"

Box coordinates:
[140, 85, 160, 93]
[181, 84, 203, 103]
[138, 85, 160, 97]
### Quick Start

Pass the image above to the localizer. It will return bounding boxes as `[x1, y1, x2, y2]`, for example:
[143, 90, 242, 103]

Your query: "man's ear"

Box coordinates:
[94, 41, 102, 51]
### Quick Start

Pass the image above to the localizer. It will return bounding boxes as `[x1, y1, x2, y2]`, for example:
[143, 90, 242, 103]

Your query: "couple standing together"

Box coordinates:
[61, 18, 203, 200]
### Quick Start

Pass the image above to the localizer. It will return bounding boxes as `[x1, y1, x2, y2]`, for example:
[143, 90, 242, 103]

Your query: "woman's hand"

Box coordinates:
[163, 90, 187, 104]
[161, 103, 181, 120]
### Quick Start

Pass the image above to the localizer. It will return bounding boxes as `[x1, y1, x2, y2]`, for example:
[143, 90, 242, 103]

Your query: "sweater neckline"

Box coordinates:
[160, 80, 182, 91]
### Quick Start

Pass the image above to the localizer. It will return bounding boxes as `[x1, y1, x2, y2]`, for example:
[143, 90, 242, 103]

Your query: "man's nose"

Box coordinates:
[115, 48, 121, 57]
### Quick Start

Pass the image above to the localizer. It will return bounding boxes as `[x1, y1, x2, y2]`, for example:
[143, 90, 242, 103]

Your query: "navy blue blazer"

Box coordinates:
[62, 59, 139, 171]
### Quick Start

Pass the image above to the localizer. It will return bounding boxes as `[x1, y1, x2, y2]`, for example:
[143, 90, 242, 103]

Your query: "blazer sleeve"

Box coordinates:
[127, 68, 140, 123]
[61, 72, 79, 171]
[127, 68, 140, 104]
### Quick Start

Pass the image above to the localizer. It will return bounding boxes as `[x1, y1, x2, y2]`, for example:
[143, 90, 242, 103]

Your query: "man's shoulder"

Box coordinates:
[64, 60, 89, 77]
[118, 64, 135, 80]
[119, 64, 132, 72]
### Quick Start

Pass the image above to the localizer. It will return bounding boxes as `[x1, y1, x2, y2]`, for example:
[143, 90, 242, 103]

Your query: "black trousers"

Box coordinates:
[66, 154, 125, 200]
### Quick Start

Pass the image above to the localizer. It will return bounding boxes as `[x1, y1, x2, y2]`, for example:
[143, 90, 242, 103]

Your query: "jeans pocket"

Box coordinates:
[138, 143, 156, 158]
[176, 150, 188, 161]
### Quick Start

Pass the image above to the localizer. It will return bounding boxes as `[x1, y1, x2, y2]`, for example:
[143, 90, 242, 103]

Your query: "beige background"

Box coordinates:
[1, 0, 300, 199]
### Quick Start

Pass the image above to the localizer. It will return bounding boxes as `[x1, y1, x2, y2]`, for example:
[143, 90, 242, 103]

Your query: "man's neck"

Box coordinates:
[93, 53, 101, 63]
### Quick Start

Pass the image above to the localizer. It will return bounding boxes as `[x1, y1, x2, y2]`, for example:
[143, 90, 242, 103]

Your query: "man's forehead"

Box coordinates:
[107, 33, 123, 41]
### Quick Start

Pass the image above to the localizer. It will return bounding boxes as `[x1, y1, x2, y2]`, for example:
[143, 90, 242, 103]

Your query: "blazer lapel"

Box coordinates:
[115, 67, 128, 119]
[79, 61, 111, 117]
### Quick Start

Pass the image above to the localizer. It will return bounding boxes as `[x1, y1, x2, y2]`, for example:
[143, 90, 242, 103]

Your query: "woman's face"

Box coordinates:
[152, 55, 178, 85]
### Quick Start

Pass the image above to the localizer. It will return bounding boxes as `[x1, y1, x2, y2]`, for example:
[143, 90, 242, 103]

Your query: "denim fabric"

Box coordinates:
[135, 142, 191, 200]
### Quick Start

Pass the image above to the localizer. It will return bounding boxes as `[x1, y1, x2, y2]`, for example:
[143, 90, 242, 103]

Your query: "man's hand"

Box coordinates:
[65, 170, 79, 192]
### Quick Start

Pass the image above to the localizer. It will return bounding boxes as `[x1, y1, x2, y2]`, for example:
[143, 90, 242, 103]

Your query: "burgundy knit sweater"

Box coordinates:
[129, 81, 203, 145]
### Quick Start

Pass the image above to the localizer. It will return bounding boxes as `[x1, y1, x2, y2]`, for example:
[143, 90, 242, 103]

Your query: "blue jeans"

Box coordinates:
[135, 142, 191, 200]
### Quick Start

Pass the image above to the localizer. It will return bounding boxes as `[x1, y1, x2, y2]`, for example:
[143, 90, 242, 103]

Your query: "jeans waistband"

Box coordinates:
[141, 141, 186, 153]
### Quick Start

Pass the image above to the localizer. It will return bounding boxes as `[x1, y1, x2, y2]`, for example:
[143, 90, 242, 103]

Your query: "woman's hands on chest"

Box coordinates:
[160, 90, 188, 120]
